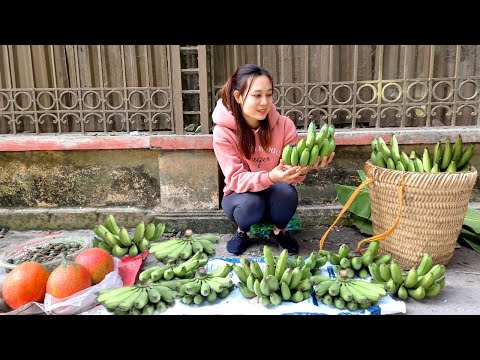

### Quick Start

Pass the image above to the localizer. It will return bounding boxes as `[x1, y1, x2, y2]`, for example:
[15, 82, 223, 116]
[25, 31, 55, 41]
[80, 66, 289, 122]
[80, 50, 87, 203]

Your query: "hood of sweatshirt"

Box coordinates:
[211, 99, 280, 131]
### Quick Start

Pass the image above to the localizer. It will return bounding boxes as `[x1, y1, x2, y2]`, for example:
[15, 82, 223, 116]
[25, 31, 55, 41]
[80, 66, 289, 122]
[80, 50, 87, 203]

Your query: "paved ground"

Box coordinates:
[1, 226, 479, 315]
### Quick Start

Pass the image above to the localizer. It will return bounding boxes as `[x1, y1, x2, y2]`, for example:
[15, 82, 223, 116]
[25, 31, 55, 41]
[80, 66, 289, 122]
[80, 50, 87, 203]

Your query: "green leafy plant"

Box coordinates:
[335, 171, 480, 253]
[335, 170, 373, 236]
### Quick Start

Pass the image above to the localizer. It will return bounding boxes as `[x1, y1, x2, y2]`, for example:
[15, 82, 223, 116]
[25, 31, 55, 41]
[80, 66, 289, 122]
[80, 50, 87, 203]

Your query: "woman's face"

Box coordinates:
[235, 75, 273, 126]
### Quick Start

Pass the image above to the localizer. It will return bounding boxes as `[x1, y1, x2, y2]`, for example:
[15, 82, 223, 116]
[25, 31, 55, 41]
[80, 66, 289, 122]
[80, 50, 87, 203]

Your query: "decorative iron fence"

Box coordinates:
[1, 45, 479, 135]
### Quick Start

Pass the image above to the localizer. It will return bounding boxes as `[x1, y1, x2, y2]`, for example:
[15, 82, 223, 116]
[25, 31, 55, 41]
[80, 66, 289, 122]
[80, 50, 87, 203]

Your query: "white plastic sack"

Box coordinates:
[43, 257, 123, 315]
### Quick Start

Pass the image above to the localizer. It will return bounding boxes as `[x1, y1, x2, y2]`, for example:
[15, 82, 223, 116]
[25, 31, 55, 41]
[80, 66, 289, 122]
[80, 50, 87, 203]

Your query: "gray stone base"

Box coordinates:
[1, 202, 479, 231]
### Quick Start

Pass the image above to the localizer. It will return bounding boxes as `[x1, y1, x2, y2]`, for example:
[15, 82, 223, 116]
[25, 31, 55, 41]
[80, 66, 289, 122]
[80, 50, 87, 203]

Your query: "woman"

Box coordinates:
[212, 64, 335, 255]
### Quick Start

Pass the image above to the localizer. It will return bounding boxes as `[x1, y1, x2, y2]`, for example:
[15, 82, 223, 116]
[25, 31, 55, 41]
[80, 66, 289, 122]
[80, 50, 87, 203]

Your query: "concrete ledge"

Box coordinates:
[1, 203, 479, 231]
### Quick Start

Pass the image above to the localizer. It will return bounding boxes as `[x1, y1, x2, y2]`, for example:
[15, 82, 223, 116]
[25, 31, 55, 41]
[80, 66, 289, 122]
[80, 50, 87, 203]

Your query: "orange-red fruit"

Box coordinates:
[74, 247, 114, 284]
[2, 262, 50, 310]
[46, 256, 92, 299]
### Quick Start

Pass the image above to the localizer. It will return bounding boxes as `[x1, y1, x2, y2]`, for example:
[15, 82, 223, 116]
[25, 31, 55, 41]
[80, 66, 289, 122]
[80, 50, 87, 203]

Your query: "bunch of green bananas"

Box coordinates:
[234, 246, 318, 305]
[368, 253, 446, 301]
[148, 229, 219, 264]
[138, 251, 209, 282]
[371, 135, 474, 173]
[313, 269, 387, 310]
[283, 251, 328, 275]
[92, 214, 166, 258]
[96, 282, 177, 315]
[176, 265, 234, 305]
[281, 122, 336, 167]
[328, 242, 392, 280]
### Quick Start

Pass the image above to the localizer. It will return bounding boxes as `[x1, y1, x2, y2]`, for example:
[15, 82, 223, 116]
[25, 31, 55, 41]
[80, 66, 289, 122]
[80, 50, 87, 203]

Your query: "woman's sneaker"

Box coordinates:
[226, 231, 251, 255]
[272, 229, 299, 254]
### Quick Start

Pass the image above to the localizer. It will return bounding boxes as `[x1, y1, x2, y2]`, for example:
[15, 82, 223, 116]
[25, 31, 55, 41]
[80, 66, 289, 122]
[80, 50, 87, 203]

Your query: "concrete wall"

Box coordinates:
[0, 136, 479, 231]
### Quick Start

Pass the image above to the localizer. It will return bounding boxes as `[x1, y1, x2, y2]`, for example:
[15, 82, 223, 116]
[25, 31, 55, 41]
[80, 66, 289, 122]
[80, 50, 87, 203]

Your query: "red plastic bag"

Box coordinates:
[118, 250, 149, 285]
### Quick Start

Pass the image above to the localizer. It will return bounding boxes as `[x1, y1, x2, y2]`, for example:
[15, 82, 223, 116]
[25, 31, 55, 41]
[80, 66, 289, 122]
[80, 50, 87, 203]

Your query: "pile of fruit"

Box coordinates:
[368, 253, 446, 300]
[234, 246, 322, 305]
[371, 135, 473, 172]
[148, 229, 219, 263]
[281, 122, 336, 167]
[313, 269, 387, 310]
[93, 214, 165, 258]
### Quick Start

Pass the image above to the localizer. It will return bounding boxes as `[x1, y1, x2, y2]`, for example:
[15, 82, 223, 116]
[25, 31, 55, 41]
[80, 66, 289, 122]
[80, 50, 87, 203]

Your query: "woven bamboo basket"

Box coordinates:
[364, 160, 478, 269]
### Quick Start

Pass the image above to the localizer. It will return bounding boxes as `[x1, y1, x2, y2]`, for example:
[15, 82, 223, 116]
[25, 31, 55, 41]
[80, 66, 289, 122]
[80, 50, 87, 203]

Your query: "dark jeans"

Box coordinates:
[221, 182, 298, 232]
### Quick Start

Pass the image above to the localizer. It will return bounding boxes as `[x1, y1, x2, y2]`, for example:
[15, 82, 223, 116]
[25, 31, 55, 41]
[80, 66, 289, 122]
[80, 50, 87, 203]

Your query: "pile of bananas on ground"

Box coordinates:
[371, 134, 474, 172]
[234, 246, 318, 305]
[96, 282, 177, 315]
[368, 253, 446, 301]
[176, 265, 235, 305]
[148, 229, 219, 264]
[313, 269, 387, 310]
[93, 214, 166, 258]
[328, 242, 392, 279]
[284, 252, 328, 276]
[281, 122, 336, 167]
[137, 251, 208, 282]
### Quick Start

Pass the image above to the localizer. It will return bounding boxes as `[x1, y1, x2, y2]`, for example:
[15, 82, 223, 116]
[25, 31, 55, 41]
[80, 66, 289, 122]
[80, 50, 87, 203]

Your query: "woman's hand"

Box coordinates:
[296, 152, 336, 176]
[268, 160, 302, 184]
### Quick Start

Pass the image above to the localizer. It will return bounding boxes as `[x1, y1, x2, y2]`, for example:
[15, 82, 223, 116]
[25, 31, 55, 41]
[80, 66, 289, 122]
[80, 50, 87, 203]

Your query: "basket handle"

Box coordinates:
[319, 173, 406, 255]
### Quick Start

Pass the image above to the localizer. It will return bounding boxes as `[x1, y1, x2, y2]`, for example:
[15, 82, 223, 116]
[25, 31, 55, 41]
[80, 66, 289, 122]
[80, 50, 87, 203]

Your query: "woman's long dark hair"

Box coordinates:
[220, 64, 273, 159]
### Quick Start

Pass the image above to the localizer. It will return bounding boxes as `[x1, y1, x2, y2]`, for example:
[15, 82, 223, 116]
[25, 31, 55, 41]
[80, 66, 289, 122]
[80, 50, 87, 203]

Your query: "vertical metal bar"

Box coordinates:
[97, 45, 107, 132]
[257, 45, 261, 66]
[198, 45, 209, 134]
[170, 45, 184, 134]
[401, 45, 409, 128]
[49, 45, 61, 133]
[376, 45, 384, 128]
[72, 46, 84, 133]
[120, 45, 129, 133]
[426, 45, 435, 127]
[328, 45, 333, 125]
[233, 45, 238, 71]
[26, 45, 40, 134]
[351, 45, 358, 129]
[279, 45, 284, 115]
[144, 45, 152, 133]
[304, 45, 309, 129]
[209, 45, 216, 111]
[452, 45, 461, 126]
[6, 46, 15, 134]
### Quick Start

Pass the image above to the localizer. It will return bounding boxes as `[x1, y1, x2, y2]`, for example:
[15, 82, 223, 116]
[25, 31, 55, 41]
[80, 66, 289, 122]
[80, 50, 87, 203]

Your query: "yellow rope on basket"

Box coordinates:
[318, 172, 406, 254]
[319, 177, 374, 251]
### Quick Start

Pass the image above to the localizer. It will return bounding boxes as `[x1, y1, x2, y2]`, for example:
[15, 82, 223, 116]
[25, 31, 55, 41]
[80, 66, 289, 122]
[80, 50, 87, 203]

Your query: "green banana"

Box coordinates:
[422, 148, 432, 172]
[432, 140, 442, 165]
[144, 223, 156, 241]
[299, 148, 310, 167]
[416, 253, 433, 276]
[238, 282, 256, 298]
[390, 261, 404, 285]
[290, 146, 299, 166]
[404, 268, 419, 288]
[400, 151, 410, 169]
[446, 160, 457, 172]
[456, 144, 474, 169]
[407, 286, 426, 300]
[390, 135, 400, 163]
[440, 139, 452, 170]
[308, 144, 320, 166]
[451, 135, 463, 163]
[425, 283, 442, 298]
[395, 161, 405, 171]
[105, 214, 121, 236]
[132, 222, 145, 244]
[371, 138, 378, 152]
[414, 158, 424, 172]
[275, 249, 289, 281]
[151, 223, 166, 241]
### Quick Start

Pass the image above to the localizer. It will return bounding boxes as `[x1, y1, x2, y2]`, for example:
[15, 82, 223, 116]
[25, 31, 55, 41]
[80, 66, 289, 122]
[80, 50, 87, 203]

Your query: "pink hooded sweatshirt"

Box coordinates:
[212, 99, 306, 196]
